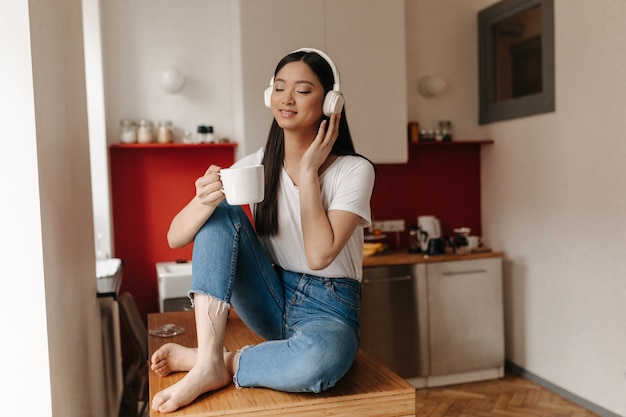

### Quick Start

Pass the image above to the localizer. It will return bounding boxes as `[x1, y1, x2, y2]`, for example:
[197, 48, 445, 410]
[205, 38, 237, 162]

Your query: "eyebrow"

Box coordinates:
[274, 78, 316, 87]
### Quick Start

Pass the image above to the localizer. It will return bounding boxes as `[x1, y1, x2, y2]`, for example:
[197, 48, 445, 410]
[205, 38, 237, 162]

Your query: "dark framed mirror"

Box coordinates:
[478, 0, 554, 124]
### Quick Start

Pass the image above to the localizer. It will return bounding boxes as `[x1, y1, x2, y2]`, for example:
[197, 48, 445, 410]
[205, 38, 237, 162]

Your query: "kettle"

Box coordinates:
[417, 215, 443, 253]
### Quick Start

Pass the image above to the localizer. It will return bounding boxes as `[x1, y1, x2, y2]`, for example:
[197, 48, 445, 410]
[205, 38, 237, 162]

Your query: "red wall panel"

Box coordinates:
[109, 143, 236, 320]
[371, 142, 490, 249]
[110, 141, 490, 318]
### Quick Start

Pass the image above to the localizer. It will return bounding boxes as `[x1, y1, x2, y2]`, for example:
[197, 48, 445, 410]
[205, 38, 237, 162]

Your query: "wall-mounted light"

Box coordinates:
[160, 67, 186, 94]
[417, 74, 448, 98]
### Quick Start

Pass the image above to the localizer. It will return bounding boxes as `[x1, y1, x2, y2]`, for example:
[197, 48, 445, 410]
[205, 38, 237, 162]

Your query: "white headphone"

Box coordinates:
[264, 48, 344, 116]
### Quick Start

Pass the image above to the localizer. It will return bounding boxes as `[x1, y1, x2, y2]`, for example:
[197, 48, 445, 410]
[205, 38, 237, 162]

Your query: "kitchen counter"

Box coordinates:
[361, 250, 505, 388]
[148, 311, 416, 416]
[96, 259, 123, 299]
[362, 249, 503, 268]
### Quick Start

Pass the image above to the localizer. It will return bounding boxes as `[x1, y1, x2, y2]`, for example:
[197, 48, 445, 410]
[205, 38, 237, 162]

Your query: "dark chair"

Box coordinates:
[118, 292, 149, 417]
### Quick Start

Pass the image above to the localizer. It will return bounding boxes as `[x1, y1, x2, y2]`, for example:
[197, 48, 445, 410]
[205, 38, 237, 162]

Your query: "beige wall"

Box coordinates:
[483, 2, 626, 414]
[0, 2, 52, 414]
[408, 1, 626, 415]
[1, 1, 107, 416]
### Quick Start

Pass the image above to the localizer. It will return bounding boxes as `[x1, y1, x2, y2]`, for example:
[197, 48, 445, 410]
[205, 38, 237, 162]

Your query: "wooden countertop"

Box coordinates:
[148, 311, 416, 416]
[362, 249, 504, 268]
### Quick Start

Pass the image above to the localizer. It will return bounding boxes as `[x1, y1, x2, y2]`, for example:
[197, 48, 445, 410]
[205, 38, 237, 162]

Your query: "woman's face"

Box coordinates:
[270, 61, 325, 134]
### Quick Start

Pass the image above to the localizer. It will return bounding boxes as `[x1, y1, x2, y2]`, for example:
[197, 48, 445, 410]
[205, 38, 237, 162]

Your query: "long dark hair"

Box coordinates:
[255, 49, 374, 236]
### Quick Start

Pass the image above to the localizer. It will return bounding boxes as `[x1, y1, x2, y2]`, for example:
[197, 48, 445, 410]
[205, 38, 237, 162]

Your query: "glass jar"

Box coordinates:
[182, 130, 194, 144]
[408, 122, 419, 143]
[197, 125, 209, 143]
[439, 120, 453, 141]
[137, 119, 154, 143]
[206, 125, 215, 143]
[119, 119, 137, 143]
[157, 120, 173, 144]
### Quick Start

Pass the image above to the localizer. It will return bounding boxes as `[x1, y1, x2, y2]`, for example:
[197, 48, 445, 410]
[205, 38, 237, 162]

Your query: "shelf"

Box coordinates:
[110, 142, 237, 149]
[409, 140, 494, 146]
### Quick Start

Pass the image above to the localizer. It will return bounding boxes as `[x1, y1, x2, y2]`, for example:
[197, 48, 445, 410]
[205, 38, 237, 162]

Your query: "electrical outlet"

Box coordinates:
[372, 219, 406, 233]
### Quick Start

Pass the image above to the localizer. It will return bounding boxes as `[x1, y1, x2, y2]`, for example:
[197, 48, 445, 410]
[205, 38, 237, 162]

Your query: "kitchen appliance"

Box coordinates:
[418, 215, 443, 254]
[453, 227, 471, 254]
[360, 264, 424, 381]
[361, 257, 505, 389]
[156, 261, 193, 312]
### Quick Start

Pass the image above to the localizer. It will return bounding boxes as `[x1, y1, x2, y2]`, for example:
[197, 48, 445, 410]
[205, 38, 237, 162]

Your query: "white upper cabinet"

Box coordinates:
[238, 0, 408, 163]
[325, 1, 408, 163]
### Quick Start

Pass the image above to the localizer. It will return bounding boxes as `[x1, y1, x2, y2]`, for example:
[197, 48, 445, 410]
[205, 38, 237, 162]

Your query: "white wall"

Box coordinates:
[100, 0, 239, 150]
[0, 1, 107, 416]
[484, 2, 626, 414]
[406, 0, 492, 138]
[408, 1, 626, 415]
[0, 2, 52, 415]
[84, 0, 113, 257]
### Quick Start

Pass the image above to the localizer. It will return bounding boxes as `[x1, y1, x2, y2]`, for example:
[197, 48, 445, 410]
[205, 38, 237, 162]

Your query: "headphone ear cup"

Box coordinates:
[264, 86, 273, 108]
[322, 91, 345, 116]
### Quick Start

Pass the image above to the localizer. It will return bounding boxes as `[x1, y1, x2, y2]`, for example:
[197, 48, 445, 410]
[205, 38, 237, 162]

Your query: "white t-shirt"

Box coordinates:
[231, 147, 374, 281]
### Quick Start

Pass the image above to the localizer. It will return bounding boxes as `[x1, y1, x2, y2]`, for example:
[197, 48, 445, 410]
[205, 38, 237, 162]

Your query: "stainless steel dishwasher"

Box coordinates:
[359, 264, 424, 380]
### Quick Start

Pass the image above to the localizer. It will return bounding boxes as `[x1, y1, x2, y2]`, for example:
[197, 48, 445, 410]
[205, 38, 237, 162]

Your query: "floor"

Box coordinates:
[415, 372, 601, 417]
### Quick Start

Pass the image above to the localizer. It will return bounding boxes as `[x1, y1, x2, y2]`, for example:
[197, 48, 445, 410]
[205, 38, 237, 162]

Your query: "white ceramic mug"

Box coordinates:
[219, 165, 264, 205]
[467, 235, 480, 251]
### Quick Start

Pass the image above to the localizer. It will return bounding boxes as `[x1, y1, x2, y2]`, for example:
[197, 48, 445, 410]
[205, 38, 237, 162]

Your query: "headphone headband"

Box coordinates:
[264, 47, 344, 116]
[292, 47, 341, 91]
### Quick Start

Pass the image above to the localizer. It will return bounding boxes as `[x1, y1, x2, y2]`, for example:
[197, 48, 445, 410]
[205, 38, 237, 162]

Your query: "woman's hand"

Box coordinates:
[298, 113, 359, 270]
[301, 113, 340, 174]
[195, 165, 226, 207]
[167, 165, 224, 248]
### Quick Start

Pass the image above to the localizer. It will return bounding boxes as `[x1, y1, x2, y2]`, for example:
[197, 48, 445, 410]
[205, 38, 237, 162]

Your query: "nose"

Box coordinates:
[281, 89, 295, 105]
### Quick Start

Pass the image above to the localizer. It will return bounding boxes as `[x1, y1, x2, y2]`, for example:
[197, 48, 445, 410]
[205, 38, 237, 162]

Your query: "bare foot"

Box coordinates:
[151, 343, 197, 376]
[151, 358, 231, 413]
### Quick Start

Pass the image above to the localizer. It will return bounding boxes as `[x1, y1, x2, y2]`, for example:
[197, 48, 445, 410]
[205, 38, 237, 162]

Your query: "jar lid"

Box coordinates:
[120, 119, 136, 126]
[158, 120, 172, 127]
[197, 125, 209, 134]
[138, 119, 153, 126]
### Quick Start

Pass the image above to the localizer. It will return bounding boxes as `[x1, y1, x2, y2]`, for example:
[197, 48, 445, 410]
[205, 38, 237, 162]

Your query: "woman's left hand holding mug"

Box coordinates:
[195, 165, 225, 207]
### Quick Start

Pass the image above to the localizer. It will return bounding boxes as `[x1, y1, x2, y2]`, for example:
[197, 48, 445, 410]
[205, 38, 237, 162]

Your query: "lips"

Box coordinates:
[279, 109, 297, 117]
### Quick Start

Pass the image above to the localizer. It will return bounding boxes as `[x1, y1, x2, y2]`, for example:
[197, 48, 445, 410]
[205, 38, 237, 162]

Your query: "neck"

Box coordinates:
[282, 128, 315, 165]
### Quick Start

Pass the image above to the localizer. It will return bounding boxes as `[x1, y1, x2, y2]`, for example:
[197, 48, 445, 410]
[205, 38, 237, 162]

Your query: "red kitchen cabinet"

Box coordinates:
[109, 143, 236, 321]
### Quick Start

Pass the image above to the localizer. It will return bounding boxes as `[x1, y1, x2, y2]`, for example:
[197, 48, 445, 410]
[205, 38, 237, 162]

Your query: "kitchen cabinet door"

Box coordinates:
[325, 0, 408, 163]
[238, 0, 407, 163]
[238, 0, 326, 157]
[426, 258, 504, 377]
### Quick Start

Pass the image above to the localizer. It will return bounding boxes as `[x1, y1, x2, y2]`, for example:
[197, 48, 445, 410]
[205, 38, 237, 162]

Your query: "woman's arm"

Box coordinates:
[167, 165, 225, 248]
[299, 114, 362, 270]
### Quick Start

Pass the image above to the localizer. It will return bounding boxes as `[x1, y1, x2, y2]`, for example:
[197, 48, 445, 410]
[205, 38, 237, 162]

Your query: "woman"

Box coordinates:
[150, 48, 376, 414]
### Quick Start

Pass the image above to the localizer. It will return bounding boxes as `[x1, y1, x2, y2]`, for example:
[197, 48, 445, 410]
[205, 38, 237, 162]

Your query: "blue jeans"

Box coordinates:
[190, 202, 361, 393]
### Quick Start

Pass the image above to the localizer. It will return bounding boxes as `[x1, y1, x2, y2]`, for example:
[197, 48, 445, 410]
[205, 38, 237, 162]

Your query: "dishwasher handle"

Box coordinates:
[363, 275, 413, 284]
[442, 269, 487, 277]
